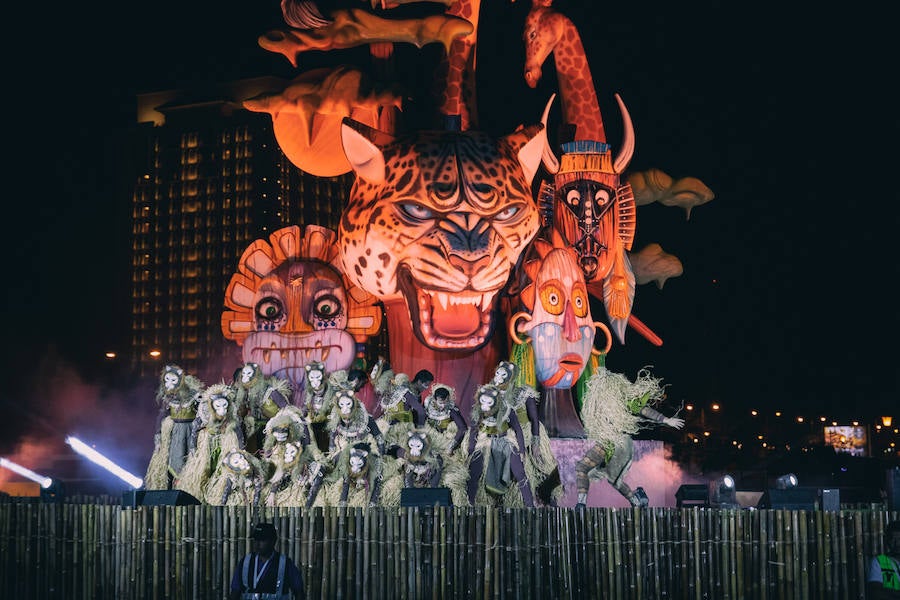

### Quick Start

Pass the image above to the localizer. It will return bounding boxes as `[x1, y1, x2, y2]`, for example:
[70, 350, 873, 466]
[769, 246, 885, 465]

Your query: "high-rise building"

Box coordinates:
[130, 77, 357, 382]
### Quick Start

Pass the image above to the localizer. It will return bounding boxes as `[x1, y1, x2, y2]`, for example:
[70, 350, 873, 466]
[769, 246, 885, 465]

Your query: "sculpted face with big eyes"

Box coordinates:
[222, 226, 383, 399]
[245, 259, 355, 384]
[339, 120, 546, 352]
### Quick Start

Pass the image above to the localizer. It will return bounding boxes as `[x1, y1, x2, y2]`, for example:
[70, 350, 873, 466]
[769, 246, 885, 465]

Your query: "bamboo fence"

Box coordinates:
[0, 499, 896, 599]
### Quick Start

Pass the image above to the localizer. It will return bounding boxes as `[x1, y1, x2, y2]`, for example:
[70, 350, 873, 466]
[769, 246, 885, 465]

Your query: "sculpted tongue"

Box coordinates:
[431, 299, 480, 338]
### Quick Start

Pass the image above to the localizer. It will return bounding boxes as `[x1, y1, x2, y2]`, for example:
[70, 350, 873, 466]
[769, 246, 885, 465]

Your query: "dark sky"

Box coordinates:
[2, 1, 894, 489]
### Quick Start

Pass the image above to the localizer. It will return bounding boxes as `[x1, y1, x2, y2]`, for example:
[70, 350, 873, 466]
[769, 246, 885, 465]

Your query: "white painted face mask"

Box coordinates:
[164, 372, 180, 391]
[212, 396, 229, 417]
[408, 437, 424, 457]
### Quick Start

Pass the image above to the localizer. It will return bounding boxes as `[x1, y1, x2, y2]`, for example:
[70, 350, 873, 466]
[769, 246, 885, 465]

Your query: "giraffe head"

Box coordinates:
[523, 2, 568, 89]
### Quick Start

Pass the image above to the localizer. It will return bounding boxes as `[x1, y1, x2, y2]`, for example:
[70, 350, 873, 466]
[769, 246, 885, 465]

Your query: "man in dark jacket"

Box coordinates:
[229, 522, 305, 600]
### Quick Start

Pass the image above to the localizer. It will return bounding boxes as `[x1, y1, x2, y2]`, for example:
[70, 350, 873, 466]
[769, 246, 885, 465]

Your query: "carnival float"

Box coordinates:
[146, 0, 714, 510]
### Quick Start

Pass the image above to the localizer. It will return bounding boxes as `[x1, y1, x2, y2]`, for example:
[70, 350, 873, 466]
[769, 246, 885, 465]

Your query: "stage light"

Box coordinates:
[708, 474, 739, 509]
[66, 436, 143, 489]
[0, 457, 53, 488]
[775, 473, 798, 490]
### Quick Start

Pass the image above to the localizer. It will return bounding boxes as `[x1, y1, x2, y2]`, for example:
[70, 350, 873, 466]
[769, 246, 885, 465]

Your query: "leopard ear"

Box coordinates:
[341, 118, 391, 184]
[505, 123, 547, 187]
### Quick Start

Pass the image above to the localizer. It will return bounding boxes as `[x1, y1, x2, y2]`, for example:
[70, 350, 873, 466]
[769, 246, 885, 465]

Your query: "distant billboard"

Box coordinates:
[824, 425, 868, 457]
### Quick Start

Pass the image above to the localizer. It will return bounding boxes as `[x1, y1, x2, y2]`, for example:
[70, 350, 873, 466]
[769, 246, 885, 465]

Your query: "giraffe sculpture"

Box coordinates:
[435, 0, 481, 130]
[523, 0, 605, 143]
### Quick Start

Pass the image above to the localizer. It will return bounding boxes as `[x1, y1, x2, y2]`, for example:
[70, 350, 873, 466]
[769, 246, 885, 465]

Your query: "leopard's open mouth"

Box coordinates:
[398, 268, 498, 350]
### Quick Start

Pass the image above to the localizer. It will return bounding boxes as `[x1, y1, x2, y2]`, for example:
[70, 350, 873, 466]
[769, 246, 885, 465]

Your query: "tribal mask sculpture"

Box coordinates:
[221, 225, 382, 389]
[510, 231, 612, 389]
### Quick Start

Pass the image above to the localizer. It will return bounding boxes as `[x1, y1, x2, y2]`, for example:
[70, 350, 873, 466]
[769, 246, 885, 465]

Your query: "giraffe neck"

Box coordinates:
[552, 17, 605, 143]
[438, 0, 481, 130]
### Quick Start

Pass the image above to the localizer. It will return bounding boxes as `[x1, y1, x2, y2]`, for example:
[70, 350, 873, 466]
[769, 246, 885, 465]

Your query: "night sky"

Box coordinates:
[3, 1, 893, 491]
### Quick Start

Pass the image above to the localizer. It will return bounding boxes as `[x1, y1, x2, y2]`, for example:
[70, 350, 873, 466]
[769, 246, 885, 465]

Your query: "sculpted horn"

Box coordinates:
[612, 93, 635, 174]
[540, 94, 560, 175]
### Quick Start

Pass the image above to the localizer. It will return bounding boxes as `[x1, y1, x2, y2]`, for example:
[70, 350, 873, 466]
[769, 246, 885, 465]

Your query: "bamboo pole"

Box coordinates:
[852, 511, 865, 599]
[799, 511, 809, 600]
[629, 507, 640, 599]
[353, 508, 362, 599]
[436, 507, 445, 600]
[587, 509, 600, 598]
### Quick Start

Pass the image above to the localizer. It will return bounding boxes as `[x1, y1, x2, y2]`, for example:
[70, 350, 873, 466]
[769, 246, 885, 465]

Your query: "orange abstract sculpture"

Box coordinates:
[244, 66, 403, 177]
[259, 7, 473, 68]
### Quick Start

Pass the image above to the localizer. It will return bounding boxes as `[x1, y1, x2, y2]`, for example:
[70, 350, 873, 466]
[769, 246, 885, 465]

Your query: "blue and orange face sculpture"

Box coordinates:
[511, 233, 610, 389]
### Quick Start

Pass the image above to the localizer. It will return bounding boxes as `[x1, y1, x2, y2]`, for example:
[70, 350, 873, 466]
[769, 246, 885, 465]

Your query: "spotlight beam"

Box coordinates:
[0, 457, 53, 488]
[66, 436, 143, 489]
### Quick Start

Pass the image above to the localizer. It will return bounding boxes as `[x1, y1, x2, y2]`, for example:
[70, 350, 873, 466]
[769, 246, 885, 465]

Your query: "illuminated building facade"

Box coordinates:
[130, 78, 356, 380]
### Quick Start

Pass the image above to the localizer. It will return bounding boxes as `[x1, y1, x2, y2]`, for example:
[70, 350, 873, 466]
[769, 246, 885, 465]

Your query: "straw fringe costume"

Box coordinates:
[326, 390, 385, 459]
[322, 443, 383, 507]
[423, 384, 467, 454]
[144, 365, 204, 489]
[232, 362, 292, 454]
[495, 361, 561, 506]
[206, 449, 271, 507]
[464, 385, 534, 507]
[381, 428, 468, 507]
[303, 362, 337, 454]
[261, 408, 327, 508]
[576, 366, 682, 507]
[176, 383, 243, 501]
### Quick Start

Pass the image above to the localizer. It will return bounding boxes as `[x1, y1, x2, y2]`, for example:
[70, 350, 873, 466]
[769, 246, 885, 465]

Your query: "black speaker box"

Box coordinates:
[758, 487, 818, 510]
[400, 487, 452, 507]
[675, 484, 708, 508]
[122, 490, 201, 508]
[820, 488, 840, 512]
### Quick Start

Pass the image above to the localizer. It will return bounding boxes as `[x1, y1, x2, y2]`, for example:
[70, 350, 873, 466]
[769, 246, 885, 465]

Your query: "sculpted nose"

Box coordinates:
[562, 300, 580, 342]
[449, 253, 491, 277]
[285, 284, 313, 333]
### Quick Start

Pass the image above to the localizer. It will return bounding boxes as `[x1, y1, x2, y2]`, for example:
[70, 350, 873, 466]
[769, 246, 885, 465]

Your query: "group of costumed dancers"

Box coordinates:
[145, 357, 683, 508]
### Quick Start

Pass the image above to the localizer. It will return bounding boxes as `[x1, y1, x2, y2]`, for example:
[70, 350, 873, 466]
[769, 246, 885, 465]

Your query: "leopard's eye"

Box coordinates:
[495, 205, 521, 221]
[399, 202, 434, 220]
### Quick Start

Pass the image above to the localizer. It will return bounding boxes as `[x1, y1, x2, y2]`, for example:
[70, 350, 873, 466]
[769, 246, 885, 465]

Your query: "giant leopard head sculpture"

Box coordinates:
[339, 118, 546, 352]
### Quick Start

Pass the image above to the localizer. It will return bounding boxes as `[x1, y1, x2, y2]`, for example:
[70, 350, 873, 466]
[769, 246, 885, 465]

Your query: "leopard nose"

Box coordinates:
[449, 253, 490, 277]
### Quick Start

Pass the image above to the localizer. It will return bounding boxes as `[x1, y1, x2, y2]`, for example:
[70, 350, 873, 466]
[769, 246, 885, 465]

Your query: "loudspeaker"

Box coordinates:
[886, 467, 900, 511]
[757, 487, 818, 510]
[675, 484, 707, 508]
[400, 487, 451, 507]
[820, 488, 840, 512]
[122, 490, 201, 508]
